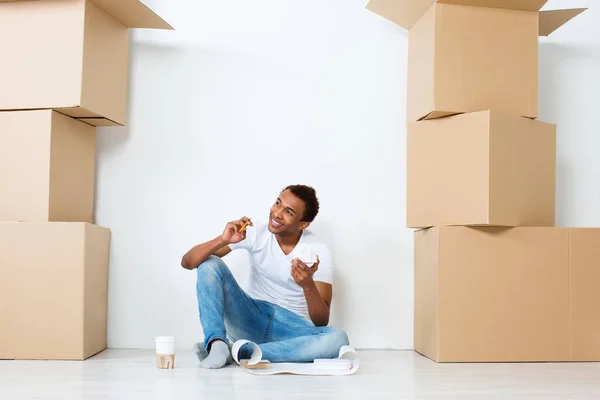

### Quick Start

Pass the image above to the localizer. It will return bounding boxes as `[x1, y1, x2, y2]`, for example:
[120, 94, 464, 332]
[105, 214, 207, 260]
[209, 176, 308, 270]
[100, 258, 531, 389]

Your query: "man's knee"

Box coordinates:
[196, 256, 228, 285]
[319, 327, 349, 357]
[328, 327, 350, 348]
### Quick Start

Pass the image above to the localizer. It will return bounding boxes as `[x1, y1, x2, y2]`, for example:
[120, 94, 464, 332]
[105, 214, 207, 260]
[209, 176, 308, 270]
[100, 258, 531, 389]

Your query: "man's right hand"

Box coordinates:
[221, 217, 253, 244]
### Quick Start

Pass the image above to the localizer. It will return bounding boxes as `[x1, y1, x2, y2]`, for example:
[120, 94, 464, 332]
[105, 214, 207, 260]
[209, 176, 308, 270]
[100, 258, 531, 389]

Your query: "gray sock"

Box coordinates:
[193, 342, 208, 362]
[200, 341, 231, 369]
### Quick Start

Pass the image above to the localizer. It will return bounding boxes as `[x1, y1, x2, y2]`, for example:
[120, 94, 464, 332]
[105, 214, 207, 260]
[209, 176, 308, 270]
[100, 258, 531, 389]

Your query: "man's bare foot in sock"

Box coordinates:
[200, 340, 231, 369]
[193, 342, 208, 362]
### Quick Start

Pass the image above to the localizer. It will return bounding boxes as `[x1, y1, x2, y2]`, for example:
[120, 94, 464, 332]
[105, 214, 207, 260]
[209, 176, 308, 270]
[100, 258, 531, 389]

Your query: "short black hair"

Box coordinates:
[283, 184, 320, 223]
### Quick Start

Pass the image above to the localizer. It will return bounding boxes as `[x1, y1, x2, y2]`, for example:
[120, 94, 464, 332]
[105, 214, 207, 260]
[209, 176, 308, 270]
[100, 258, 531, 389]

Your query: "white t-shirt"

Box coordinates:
[228, 221, 333, 320]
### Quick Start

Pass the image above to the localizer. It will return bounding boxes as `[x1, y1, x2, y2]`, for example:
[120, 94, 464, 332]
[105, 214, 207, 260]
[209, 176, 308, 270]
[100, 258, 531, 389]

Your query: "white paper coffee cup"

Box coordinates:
[155, 336, 175, 355]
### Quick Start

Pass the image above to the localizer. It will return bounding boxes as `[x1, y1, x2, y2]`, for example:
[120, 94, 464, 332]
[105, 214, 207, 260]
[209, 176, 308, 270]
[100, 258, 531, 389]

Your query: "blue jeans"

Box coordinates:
[196, 256, 349, 362]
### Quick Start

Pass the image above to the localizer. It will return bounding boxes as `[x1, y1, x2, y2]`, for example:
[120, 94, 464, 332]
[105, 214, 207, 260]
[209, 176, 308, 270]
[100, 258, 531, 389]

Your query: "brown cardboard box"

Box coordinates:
[407, 110, 556, 228]
[0, 110, 96, 223]
[366, 0, 586, 122]
[0, 222, 111, 360]
[570, 228, 600, 362]
[415, 226, 600, 362]
[0, 0, 173, 126]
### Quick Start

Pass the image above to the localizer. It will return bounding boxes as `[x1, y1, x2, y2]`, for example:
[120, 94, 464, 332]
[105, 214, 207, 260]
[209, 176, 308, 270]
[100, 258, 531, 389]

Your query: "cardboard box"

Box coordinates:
[414, 226, 600, 362]
[0, 110, 96, 223]
[0, 222, 111, 360]
[570, 228, 600, 362]
[366, 0, 586, 122]
[0, 0, 173, 126]
[407, 110, 556, 228]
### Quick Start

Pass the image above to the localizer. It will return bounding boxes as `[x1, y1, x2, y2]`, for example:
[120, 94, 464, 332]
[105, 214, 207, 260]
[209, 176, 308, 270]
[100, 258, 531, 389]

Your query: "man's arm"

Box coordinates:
[180, 237, 231, 270]
[291, 257, 332, 326]
[181, 217, 252, 270]
[303, 281, 332, 326]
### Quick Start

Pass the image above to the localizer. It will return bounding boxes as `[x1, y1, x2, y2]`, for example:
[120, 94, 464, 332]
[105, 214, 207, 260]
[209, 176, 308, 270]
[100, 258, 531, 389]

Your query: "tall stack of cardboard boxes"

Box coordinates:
[367, 0, 600, 362]
[0, 0, 172, 360]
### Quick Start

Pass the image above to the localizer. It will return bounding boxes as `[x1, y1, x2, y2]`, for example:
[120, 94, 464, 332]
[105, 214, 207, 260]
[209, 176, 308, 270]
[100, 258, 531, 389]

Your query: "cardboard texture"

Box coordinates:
[366, 0, 585, 30]
[0, 222, 111, 360]
[0, 0, 172, 126]
[156, 354, 176, 369]
[539, 9, 587, 37]
[570, 229, 600, 362]
[0, 110, 96, 223]
[414, 226, 600, 363]
[367, 1, 586, 122]
[87, 0, 173, 29]
[407, 3, 538, 122]
[407, 110, 556, 228]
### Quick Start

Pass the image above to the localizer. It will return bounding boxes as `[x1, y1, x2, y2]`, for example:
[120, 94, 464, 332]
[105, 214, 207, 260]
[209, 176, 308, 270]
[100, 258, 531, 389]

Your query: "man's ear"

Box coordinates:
[299, 221, 310, 230]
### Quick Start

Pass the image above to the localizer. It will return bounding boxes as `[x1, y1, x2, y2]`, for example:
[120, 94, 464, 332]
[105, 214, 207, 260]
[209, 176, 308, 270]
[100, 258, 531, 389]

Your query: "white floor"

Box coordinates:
[2, 350, 600, 399]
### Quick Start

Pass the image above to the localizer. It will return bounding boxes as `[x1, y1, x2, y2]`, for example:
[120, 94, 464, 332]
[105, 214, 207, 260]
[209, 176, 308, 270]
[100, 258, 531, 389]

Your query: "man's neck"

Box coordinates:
[275, 230, 303, 253]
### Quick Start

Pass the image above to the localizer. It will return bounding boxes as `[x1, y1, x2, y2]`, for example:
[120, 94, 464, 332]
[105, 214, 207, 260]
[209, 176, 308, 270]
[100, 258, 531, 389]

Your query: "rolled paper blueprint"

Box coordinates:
[231, 339, 359, 376]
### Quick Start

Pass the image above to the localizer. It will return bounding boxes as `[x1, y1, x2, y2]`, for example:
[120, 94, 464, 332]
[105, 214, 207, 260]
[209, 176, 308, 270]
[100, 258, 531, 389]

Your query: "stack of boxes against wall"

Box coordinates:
[0, 0, 172, 361]
[366, 0, 600, 362]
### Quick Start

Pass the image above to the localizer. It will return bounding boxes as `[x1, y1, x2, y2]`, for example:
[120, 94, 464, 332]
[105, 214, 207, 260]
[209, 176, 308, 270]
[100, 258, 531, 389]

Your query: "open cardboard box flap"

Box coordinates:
[0, 0, 173, 29]
[539, 8, 587, 36]
[366, 0, 586, 34]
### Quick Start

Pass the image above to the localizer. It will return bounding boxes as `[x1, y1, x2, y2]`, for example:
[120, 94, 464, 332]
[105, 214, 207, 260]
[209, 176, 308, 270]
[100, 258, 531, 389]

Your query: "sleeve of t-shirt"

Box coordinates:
[312, 245, 333, 284]
[228, 222, 258, 252]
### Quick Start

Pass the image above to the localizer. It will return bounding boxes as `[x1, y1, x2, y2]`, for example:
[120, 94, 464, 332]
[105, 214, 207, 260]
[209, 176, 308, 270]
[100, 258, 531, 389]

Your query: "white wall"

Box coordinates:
[539, 0, 600, 228]
[95, 0, 599, 350]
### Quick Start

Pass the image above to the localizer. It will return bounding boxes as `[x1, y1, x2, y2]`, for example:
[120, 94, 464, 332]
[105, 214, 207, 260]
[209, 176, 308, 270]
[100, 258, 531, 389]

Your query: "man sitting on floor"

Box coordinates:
[181, 184, 349, 369]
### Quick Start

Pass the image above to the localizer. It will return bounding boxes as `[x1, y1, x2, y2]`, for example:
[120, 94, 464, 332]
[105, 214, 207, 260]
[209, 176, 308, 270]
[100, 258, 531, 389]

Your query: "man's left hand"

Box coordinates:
[291, 256, 320, 289]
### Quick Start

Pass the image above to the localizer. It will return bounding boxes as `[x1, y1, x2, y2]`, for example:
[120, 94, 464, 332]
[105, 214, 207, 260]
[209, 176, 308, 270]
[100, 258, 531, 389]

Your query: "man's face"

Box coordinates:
[268, 189, 308, 234]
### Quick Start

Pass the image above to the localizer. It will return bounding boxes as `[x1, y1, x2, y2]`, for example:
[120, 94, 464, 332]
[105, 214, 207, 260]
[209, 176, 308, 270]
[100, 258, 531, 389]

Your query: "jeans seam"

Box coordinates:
[263, 318, 273, 342]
